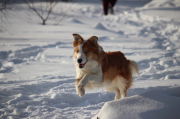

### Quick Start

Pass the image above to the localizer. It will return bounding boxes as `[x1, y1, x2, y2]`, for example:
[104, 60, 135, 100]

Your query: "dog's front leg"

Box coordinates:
[76, 74, 102, 97]
[75, 78, 85, 97]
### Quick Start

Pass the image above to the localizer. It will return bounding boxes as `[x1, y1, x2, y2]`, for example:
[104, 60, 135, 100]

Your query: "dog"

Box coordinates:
[72, 34, 139, 100]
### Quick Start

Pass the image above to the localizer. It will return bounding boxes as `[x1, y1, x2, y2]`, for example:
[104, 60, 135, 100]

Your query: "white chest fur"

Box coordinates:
[73, 57, 103, 89]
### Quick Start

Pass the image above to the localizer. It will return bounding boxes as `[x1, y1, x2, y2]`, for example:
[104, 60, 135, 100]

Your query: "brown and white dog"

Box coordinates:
[72, 34, 139, 100]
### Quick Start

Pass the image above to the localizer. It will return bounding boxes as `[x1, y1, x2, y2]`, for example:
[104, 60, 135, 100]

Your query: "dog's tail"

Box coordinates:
[130, 60, 139, 77]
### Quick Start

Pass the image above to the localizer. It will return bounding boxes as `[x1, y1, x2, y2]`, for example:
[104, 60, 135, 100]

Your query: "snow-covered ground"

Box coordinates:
[0, 0, 180, 118]
[93, 86, 180, 119]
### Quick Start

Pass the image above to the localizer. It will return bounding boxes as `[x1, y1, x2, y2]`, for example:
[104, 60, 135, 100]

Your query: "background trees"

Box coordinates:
[0, 0, 75, 29]
[23, 0, 60, 25]
[0, 0, 13, 32]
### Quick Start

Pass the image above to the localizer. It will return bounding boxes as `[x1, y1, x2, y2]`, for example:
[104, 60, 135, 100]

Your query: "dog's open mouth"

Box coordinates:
[79, 60, 88, 68]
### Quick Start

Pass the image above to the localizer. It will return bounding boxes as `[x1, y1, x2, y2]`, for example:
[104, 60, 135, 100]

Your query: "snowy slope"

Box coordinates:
[93, 86, 180, 119]
[0, 0, 180, 119]
[142, 0, 180, 9]
[140, 0, 180, 20]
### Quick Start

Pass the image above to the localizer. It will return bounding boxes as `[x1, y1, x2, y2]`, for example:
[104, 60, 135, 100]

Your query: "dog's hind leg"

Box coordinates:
[116, 77, 127, 99]
[115, 88, 120, 100]
[119, 88, 126, 99]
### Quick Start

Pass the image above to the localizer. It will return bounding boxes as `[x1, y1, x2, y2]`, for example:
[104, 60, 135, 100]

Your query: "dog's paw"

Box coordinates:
[76, 84, 85, 97]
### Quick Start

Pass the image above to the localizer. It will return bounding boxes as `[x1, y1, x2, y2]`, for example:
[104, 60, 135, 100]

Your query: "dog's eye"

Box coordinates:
[85, 51, 89, 54]
[77, 50, 79, 53]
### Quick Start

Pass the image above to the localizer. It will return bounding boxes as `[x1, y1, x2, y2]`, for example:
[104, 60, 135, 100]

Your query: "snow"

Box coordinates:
[140, 0, 180, 20]
[142, 0, 180, 9]
[0, 0, 180, 119]
[93, 87, 180, 119]
[94, 23, 107, 30]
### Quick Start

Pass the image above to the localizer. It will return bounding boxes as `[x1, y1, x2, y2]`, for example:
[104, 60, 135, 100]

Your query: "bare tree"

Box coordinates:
[55, 0, 76, 24]
[0, 0, 11, 10]
[0, 0, 12, 32]
[23, 0, 61, 25]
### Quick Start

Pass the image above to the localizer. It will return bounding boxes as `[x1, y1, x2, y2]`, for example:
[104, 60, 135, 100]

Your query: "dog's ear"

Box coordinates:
[88, 36, 98, 46]
[72, 34, 84, 47]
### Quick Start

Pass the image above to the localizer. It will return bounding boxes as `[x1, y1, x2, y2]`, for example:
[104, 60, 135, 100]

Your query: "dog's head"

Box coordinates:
[72, 34, 100, 69]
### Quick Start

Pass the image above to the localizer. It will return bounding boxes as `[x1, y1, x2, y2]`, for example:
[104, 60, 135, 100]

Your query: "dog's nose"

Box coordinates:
[77, 59, 82, 63]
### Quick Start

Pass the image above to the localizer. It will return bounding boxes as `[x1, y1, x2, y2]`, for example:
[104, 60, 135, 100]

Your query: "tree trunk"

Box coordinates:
[42, 20, 45, 25]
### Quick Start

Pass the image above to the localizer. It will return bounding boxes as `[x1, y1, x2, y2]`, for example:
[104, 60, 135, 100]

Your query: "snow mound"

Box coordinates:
[94, 22, 107, 30]
[117, 30, 124, 35]
[68, 18, 84, 24]
[142, 0, 180, 9]
[92, 87, 180, 119]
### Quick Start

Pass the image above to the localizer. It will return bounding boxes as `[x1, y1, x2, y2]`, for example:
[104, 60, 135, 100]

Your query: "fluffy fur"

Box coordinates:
[73, 34, 139, 100]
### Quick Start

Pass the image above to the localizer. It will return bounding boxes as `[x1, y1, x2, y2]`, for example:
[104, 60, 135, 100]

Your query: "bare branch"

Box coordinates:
[23, 0, 61, 25]
[0, 0, 12, 33]
[56, 0, 77, 24]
